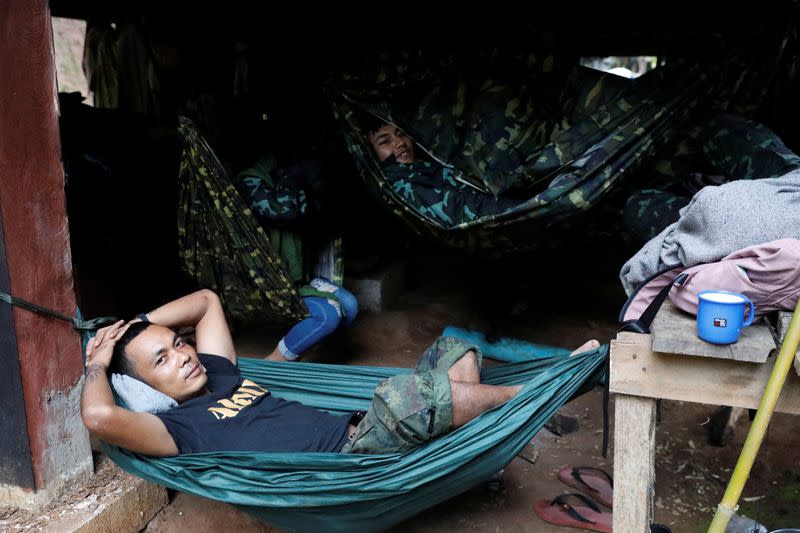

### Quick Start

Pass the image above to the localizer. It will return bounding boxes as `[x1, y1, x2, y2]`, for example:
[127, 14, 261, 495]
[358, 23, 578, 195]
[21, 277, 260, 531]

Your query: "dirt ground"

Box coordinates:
[137, 250, 800, 533]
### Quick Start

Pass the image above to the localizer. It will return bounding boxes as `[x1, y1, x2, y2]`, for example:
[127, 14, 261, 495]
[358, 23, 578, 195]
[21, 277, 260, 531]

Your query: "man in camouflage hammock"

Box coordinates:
[366, 117, 524, 227]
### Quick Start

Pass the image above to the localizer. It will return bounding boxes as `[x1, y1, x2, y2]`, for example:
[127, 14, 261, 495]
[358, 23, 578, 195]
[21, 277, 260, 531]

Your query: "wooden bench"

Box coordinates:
[609, 301, 800, 532]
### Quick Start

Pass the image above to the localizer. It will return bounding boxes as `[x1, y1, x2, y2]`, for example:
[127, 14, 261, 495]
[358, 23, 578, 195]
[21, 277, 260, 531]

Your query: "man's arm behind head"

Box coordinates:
[142, 289, 236, 364]
[80, 321, 179, 456]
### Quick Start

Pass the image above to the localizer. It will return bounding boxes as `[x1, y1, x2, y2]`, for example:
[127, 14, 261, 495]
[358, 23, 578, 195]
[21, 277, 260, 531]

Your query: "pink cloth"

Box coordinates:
[623, 239, 800, 322]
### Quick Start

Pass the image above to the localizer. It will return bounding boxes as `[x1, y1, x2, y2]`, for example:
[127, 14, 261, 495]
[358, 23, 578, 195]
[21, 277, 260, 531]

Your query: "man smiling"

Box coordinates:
[366, 119, 521, 227]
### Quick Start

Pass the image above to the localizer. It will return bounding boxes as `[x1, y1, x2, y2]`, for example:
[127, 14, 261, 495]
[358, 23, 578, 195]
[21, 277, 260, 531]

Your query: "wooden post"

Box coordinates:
[613, 394, 657, 533]
[0, 0, 92, 508]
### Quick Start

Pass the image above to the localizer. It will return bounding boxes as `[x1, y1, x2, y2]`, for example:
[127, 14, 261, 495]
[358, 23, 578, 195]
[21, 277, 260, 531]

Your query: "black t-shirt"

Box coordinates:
[155, 354, 350, 454]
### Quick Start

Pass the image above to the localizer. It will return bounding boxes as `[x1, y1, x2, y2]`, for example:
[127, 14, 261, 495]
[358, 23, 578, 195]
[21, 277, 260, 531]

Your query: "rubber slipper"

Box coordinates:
[534, 493, 612, 533]
[557, 466, 613, 508]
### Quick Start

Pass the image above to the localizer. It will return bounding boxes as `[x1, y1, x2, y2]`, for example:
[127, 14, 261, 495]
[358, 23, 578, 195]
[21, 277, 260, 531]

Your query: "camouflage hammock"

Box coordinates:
[329, 28, 791, 252]
[176, 117, 307, 323]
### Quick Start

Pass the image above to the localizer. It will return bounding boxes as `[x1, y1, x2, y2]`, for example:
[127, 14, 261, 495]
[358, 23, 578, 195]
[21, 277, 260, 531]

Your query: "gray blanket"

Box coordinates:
[620, 169, 800, 294]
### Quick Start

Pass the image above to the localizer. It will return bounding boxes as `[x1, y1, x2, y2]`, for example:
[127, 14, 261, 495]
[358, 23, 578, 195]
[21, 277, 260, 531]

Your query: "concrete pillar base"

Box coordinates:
[345, 262, 406, 312]
[0, 455, 167, 533]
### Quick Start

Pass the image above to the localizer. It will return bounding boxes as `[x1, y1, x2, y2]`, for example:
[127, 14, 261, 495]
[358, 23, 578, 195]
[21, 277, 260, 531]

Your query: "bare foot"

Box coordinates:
[570, 339, 600, 356]
[266, 346, 288, 362]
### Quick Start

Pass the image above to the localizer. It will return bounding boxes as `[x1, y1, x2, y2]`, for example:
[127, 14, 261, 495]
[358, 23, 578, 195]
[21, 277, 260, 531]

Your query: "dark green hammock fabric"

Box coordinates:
[176, 117, 307, 323]
[329, 26, 790, 252]
[104, 345, 606, 533]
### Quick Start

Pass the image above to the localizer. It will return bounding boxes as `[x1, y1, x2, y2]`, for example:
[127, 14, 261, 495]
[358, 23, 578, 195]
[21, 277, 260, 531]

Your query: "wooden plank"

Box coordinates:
[609, 337, 800, 414]
[651, 301, 773, 363]
[617, 331, 646, 343]
[613, 394, 656, 533]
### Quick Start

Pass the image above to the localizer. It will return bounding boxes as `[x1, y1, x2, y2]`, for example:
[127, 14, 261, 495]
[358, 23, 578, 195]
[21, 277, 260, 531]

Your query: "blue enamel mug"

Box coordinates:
[696, 290, 755, 345]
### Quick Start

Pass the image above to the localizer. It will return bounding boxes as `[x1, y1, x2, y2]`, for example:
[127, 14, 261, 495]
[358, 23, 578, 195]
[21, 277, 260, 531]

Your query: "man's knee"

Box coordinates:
[334, 288, 359, 325]
[462, 350, 478, 366]
[307, 298, 343, 337]
[448, 350, 480, 382]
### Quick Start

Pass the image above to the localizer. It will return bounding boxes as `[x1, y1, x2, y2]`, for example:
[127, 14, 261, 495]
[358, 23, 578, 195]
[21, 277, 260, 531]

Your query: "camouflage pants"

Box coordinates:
[342, 337, 482, 454]
[625, 114, 800, 242]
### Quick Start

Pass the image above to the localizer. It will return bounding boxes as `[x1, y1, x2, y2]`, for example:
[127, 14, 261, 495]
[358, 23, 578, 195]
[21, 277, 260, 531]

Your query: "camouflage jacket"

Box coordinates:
[382, 159, 521, 227]
[235, 155, 309, 224]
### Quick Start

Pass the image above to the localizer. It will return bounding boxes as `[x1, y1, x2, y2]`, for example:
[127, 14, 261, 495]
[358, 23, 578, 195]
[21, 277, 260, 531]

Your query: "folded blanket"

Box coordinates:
[620, 170, 800, 294]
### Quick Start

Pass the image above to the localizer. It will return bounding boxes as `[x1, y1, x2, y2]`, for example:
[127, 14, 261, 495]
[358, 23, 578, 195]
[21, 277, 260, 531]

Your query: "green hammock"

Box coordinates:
[104, 345, 607, 533]
[177, 117, 308, 324]
[329, 27, 790, 252]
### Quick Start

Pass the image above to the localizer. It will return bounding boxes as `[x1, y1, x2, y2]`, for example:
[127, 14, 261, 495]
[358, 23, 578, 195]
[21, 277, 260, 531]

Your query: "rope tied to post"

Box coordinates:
[0, 290, 117, 332]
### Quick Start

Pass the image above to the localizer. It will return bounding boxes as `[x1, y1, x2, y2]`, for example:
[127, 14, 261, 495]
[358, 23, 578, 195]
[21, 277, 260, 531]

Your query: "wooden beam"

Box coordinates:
[0, 0, 91, 505]
[613, 393, 656, 533]
[610, 335, 800, 414]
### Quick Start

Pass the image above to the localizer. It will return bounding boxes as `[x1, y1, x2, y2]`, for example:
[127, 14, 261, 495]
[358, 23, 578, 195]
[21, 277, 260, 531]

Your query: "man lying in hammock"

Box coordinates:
[366, 119, 523, 227]
[81, 289, 599, 456]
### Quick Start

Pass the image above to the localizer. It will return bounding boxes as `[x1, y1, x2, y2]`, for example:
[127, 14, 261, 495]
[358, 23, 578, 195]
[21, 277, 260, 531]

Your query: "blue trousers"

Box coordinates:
[278, 285, 358, 360]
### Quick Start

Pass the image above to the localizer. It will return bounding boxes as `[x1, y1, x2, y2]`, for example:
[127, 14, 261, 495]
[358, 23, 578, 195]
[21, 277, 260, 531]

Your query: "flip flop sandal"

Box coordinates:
[557, 466, 613, 508]
[534, 493, 612, 533]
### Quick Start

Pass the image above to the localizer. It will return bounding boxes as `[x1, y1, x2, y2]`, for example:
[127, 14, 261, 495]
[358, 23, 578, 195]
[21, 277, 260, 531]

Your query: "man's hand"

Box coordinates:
[85, 320, 130, 370]
[80, 318, 180, 456]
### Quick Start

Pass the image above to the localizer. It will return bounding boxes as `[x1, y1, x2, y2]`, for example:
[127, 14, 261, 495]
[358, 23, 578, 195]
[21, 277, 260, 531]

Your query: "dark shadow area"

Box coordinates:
[52, 3, 800, 324]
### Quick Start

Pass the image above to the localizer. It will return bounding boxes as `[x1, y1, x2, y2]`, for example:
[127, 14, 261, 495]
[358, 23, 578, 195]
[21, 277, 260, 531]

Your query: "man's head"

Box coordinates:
[366, 120, 416, 164]
[111, 322, 207, 402]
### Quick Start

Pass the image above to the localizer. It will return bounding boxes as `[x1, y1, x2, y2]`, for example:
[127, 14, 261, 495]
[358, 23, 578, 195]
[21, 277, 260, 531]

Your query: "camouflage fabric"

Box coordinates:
[343, 337, 481, 454]
[624, 114, 800, 242]
[235, 157, 345, 285]
[382, 160, 522, 226]
[329, 27, 791, 252]
[176, 117, 307, 323]
[236, 155, 309, 224]
[623, 189, 690, 243]
[84, 22, 161, 116]
[702, 114, 800, 181]
[235, 156, 307, 284]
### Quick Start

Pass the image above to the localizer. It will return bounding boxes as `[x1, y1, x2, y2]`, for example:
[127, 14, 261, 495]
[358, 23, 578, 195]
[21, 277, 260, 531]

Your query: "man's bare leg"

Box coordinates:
[571, 339, 600, 355]
[450, 381, 523, 427]
[447, 350, 480, 383]
[447, 340, 600, 427]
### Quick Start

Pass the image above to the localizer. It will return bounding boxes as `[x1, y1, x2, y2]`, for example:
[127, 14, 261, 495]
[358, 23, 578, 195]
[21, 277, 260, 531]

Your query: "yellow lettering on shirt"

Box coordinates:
[207, 379, 269, 420]
[216, 399, 242, 410]
[208, 407, 240, 420]
[241, 379, 267, 395]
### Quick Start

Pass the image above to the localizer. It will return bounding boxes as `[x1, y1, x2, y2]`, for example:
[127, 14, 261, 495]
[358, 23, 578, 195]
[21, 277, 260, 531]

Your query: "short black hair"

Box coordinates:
[361, 112, 391, 137]
[109, 321, 152, 380]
